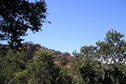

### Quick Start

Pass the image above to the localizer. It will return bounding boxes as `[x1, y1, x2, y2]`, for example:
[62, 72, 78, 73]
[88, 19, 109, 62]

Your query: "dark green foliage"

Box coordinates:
[22, 42, 40, 59]
[79, 61, 98, 83]
[96, 29, 126, 63]
[72, 29, 126, 84]
[26, 50, 73, 84]
[97, 63, 126, 84]
[0, 0, 48, 48]
[27, 50, 60, 84]
[0, 50, 26, 84]
[0, 48, 74, 84]
[0, 44, 9, 58]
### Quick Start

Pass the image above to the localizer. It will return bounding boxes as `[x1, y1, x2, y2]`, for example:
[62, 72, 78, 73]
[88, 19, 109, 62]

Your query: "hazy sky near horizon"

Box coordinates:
[23, 0, 126, 55]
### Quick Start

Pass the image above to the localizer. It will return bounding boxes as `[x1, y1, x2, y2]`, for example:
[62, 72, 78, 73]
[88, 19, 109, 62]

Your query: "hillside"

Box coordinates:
[0, 42, 74, 68]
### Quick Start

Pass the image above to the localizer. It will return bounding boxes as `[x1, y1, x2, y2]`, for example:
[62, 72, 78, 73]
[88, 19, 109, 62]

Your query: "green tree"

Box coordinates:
[72, 29, 126, 84]
[72, 46, 102, 84]
[0, 0, 48, 48]
[96, 29, 126, 83]
[0, 50, 26, 84]
[80, 45, 97, 59]
[96, 29, 126, 63]
[15, 49, 74, 84]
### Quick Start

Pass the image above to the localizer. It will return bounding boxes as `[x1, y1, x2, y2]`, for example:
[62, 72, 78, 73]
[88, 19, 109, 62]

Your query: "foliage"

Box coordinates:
[0, 0, 48, 48]
[96, 29, 126, 63]
[0, 50, 26, 84]
[72, 29, 126, 84]
[0, 48, 74, 84]
[0, 44, 10, 58]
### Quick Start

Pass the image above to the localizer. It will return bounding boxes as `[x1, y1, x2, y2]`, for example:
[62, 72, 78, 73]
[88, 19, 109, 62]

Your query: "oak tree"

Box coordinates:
[0, 0, 48, 48]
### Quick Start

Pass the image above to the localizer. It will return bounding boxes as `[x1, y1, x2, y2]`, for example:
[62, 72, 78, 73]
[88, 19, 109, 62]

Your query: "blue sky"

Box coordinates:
[23, 0, 126, 55]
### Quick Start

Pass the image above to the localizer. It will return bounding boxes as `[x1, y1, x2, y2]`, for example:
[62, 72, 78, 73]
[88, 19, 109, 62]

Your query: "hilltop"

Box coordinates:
[0, 42, 74, 68]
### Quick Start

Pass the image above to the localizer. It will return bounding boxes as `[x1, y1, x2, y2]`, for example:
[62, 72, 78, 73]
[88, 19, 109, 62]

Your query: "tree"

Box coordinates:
[80, 45, 97, 59]
[96, 29, 126, 63]
[14, 49, 74, 84]
[72, 46, 102, 84]
[72, 29, 126, 84]
[0, 50, 26, 84]
[0, 0, 48, 48]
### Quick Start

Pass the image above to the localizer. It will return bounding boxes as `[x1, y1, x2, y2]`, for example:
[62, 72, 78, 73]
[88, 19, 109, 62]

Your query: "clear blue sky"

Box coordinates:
[24, 0, 126, 55]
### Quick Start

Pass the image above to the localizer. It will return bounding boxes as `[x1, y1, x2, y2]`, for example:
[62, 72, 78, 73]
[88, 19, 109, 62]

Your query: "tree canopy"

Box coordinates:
[0, 0, 48, 48]
[72, 29, 126, 84]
